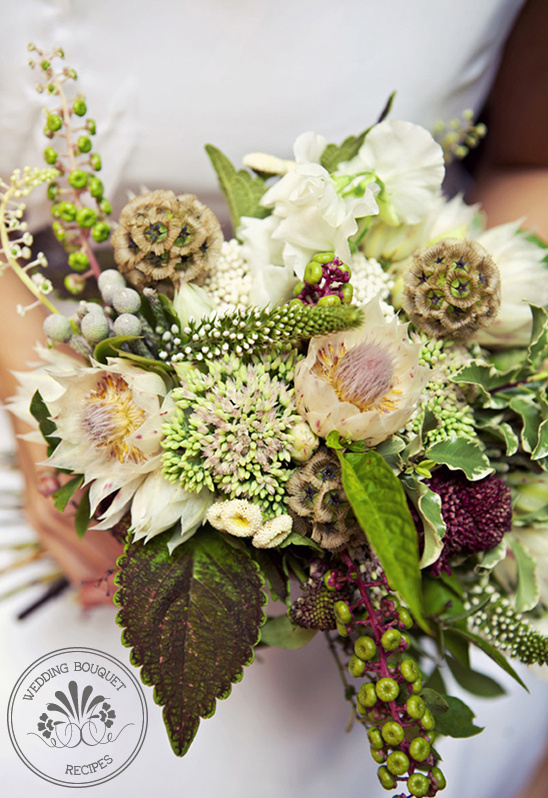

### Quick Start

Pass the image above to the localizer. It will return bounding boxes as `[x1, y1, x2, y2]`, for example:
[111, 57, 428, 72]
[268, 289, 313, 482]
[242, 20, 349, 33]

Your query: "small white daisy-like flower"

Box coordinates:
[207, 499, 263, 538]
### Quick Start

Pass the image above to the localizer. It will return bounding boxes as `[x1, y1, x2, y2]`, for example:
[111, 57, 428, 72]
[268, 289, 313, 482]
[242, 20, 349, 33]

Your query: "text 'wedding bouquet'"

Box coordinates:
[4, 46, 548, 798]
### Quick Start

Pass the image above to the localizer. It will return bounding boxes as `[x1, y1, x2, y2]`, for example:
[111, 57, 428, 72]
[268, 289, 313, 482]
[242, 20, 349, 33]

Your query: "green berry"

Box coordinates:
[420, 708, 435, 731]
[400, 659, 419, 682]
[68, 251, 90, 272]
[41, 59, 51, 70]
[58, 202, 77, 222]
[375, 677, 399, 703]
[87, 118, 97, 135]
[43, 314, 72, 343]
[334, 600, 352, 624]
[47, 183, 59, 201]
[398, 608, 413, 629]
[100, 198, 113, 215]
[90, 153, 102, 171]
[370, 747, 386, 764]
[409, 736, 431, 762]
[89, 177, 104, 199]
[46, 113, 63, 132]
[354, 636, 377, 661]
[341, 283, 354, 304]
[52, 222, 66, 242]
[367, 727, 384, 749]
[348, 654, 366, 678]
[50, 202, 61, 219]
[336, 620, 348, 637]
[292, 281, 305, 297]
[44, 146, 58, 165]
[76, 207, 98, 228]
[381, 628, 402, 651]
[304, 261, 324, 285]
[410, 676, 423, 694]
[381, 720, 404, 746]
[77, 135, 92, 153]
[92, 221, 111, 243]
[405, 695, 426, 720]
[68, 169, 89, 189]
[357, 682, 377, 708]
[73, 98, 87, 116]
[408, 773, 430, 797]
[386, 750, 409, 776]
[377, 766, 395, 791]
[312, 251, 335, 264]
[317, 294, 341, 307]
[64, 274, 85, 295]
[431, 766, 446, 790]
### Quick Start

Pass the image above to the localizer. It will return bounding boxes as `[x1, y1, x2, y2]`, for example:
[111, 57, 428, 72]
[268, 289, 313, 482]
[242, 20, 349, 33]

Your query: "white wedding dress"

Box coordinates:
[2, 2, 548, 796]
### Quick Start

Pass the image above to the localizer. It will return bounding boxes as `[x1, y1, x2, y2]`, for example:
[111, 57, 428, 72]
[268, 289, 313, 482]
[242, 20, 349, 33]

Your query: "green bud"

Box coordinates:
[354, 635, 377, 661]
[304, 261, 324, 285]
[348, 654, 366, 678]
[43, 314, 72, 343]
[90, 153, 102, 171]
[91, 221, 111, 243]
[88, 177, 104, 199]
[369, 747, 386, 764]
[47, 183, 59, 201]
[76, 207, 98, 228]
[405, 695, 426, 720]
[357, 682, 377, 708]
[400, 659, 419, 682]
[341, 283, 354, 304]
[100, 198, 113, 215]
[58, 202, 77, 222]
[312, 251, 335, 264]
[431, 766, 446, 790]
[375, 677, 399, 702]
[64, 273, 86, 295]
[420, 708, 435, 731]
[317, 294, 341, 307]
[381, 628, 402, 651]
[77, 135, 92, 154]
[44, 146, 58, 165]
[377, 766, 395, 791]
[52, 222, 66, 242]
[409, 736, 431, 762]
[381, 720, 404, 746]
[68, 169, 89, 189]
[40, 59, 51, 70]
[87, 118, 97, 135]
[367, 728, 384, 749]
[408, 773, 430, 797]
[386, 750, 409, 776]
[73, 98, 87, 116]
[293, 281, 305, 298]
[334, 600, 352, 625]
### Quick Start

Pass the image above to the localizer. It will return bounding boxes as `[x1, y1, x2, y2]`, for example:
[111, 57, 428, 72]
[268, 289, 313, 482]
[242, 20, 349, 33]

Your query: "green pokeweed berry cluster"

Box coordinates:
[327, 556, 446, 798]
[28, 44, 112, 291]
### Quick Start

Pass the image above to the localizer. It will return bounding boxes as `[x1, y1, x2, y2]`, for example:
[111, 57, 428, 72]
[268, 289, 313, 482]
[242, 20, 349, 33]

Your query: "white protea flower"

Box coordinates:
[337, 119, 445, 226]
[38, 356, 175, 520]
[474, 220, 548, 348]
[294, 295, 430, 444]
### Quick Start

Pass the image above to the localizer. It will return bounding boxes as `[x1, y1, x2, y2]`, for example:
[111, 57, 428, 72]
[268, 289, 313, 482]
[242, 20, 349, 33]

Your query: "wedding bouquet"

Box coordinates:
[4, 46, 548, 798]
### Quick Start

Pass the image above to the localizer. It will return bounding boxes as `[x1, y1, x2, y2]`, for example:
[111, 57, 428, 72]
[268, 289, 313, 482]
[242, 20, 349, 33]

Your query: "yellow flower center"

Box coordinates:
[81, 374, 147, 463]
[313, 340, 396, 412]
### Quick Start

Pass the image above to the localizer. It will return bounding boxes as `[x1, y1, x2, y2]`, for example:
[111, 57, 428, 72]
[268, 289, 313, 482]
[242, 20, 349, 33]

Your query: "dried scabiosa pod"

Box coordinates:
[402, 238, 501, 339]
[112, 190, 223, 296]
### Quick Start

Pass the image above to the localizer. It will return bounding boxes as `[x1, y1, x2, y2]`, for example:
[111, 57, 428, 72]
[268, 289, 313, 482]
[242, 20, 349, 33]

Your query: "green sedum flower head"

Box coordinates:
[162, 354, 305, 516]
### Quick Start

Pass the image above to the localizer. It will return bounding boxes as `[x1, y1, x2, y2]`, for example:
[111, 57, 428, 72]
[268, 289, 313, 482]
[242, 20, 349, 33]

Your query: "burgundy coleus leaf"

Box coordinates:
[115, 525, 267, 756]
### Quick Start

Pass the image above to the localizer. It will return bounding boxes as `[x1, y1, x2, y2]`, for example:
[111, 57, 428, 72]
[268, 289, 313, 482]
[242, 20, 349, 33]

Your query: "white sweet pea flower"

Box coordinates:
[474, 220, 548, 348]
[337, 120, 445, 226]
[238, 215, 296, 306]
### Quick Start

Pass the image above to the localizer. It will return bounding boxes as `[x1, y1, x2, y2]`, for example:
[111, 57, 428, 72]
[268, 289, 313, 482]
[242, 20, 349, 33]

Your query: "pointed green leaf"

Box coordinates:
[421, 687, 449, 716]
[475, 418, 519, 457]
[446, 656, 505, 698]
[476, 539, 508, 571]
[338, 451, 428, 631]
[403, 475, 445, 568]
[52, 475, 84, 513]
[205, 144, 269, 232]
[74, 488, 91, 539]
[527, 304, 548, 369]
[93, 335, 139, 364]
[447, 626, 528, 690]
[426, 438, 493, 480]
[320, 129, 370, 173]
[29, 390, 60, 451]
[508, 536, 540, 613]
[259, 615, 316, 649]
[509, 395, 542, 453]
[115, 527, 267, 756]
[433, 695, 483, 737]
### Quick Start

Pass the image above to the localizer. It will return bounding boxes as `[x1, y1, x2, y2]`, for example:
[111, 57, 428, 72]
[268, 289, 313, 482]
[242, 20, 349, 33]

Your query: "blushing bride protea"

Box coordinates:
[294, 295, 430, 444]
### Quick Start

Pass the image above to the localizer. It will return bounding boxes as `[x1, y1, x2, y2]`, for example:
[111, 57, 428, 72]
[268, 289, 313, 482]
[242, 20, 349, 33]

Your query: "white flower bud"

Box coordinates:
[286, 421, 319, 463]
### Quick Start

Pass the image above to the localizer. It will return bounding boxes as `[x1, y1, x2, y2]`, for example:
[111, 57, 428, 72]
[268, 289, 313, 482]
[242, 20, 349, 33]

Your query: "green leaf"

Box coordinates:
[115, 527, 267, 756]
[52, 475, 84, 513]
[402, 474, 445, 568]
[421, 687, 449, 716]
[29, 390, 60, 451]
[74, 488, 91, 539]
[446, 656, 506, 698]
[93, 335, 140, 364]
[205, 144, 269, 232]
[475, 417, 519, 457]
[509, 395, 542, 453]
[433, 695, 483, 738]
[320, 128, 370, 173]
[476, 539, 507, 571]
[251, 548, 290, 604]
[376, 90, 397, 123]
[259, 615, 317, 649]
[447, 626, 528, 691]
[426, 438, 493, 481]
[338, 450, 428, 631]
[527, 304, 548, 369]
[278, 531, 323, 551]
[508, 536, 540, 613]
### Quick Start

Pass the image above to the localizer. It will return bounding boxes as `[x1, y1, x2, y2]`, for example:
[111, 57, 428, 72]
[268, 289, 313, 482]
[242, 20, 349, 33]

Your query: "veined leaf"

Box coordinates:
[115, 527, 267, 756]
[426, 438, 493, 481]
[29, 390, 60, 452]
[259, 615, 316, 649]
[205, 144, 269, 233]
[338, 451, 428, 631]
[508, 536, 540, 613]
[446, 656, 505, 698]
[433, 695, 483, 738]
[52, 475, 84, 513]
[447, 626, 528, 690]
[320, 128, 370, 174]
[402, 474, 445, 568]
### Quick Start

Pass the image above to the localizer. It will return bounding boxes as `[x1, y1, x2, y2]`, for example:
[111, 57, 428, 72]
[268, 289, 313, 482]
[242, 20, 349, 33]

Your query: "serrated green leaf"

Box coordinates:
[426, 438, 493, 480]
[527, 304, 548, 368]
[509, 395, 542, 453]
[447, 626, 528, 690]
[433, 695, 483, 737]
[508, 536, 540, 612]
[259, 614, 316, 649]
[278, 531, 324, 551]
[446, 656, 506, 698]
[205, 144, 269, 232]
[52, 475, 84, 513]
[421, 687, 449, 716]
[320, 129, 370, 173]
[115, 527, 267, 756]
[475, 417, 520, 457]
[338, 450, 428, 631]
[74, 488, 91, 539]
